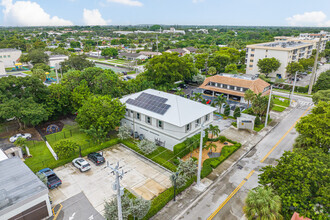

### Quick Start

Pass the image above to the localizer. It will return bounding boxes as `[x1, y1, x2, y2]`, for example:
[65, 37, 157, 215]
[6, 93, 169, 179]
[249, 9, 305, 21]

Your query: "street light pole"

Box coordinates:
[197, 122, 205, 186]
[265, 85, 272, 127]
[308, 35, 322, 95]
[289, 71, 298, 106]
[171, 172, 179, 201]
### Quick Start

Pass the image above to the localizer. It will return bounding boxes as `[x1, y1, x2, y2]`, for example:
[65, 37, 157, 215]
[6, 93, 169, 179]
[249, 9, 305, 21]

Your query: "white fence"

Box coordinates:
[45, 141, 58, 160]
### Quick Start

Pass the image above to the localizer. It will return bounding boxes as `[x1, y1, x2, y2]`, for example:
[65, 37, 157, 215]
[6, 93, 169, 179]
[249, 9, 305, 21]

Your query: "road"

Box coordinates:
[175, 97, 313, 220]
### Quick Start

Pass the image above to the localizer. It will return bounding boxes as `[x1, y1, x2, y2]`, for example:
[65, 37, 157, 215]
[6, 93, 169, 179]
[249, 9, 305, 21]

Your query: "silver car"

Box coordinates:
[9, 133, 32, 143]
[72, 158, 91, 172]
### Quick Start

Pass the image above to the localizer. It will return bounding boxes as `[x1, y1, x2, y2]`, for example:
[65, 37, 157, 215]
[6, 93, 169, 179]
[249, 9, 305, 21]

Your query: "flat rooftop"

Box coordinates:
[255, 41, 310, 49]
[0, 48, 21, 52]
[220, 73, 257, 81]
[0, 157, 48, 213]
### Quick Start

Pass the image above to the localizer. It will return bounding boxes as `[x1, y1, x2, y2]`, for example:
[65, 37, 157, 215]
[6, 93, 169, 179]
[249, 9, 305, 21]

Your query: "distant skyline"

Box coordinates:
[1, 0, 330, 27]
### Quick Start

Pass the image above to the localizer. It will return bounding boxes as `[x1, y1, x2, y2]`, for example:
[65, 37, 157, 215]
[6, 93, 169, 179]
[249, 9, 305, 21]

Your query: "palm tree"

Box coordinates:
[206, 142, 217, 154]
[213, 94, 227, 113]
[208, 124, 220, 140]
[243, 186, 283, 220]
[244, 89, 255, 108]
[193, 93, 203, 102]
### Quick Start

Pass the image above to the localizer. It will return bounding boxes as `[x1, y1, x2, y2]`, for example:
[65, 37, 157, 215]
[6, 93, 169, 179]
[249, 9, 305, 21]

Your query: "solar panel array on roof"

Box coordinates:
[126, 93, 171, 115]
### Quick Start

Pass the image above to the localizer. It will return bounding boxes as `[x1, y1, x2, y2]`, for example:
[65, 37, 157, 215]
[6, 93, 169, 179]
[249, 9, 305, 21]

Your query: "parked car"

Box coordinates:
[9, 133, 32, 143]
[122, 77, 128, 81]
[178, 84, 188, 89]
[122, 71, 128, 75]
[126, 76, 134, 80]
[72, 158, 91, 172]
[87, 152, 105, 165]
[203, 90, 212, 95]
[38, 168, 62, 189]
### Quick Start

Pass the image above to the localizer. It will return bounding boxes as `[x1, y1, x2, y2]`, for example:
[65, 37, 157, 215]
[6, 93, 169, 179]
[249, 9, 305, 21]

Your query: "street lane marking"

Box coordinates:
[260, 106, 311, 163]
[52, 203, 63, 220]
[207, 170, 255, 220]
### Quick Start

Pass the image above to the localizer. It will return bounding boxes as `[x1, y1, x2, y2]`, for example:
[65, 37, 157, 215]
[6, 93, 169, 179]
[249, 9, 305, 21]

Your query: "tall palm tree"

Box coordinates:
[193, 93, 203, 102]
[243, 186, 283, 220]
[208, 124, 220, 140]
[213, 94, 227, 113]
[244, 89, 255, 108]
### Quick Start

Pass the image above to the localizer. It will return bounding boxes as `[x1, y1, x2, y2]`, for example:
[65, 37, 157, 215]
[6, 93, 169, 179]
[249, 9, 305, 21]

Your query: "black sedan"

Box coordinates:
[87, 152, 105, 165]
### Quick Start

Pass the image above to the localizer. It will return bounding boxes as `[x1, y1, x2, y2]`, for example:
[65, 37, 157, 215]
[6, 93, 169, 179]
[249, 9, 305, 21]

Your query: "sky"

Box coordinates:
[0, 0, 330, 27]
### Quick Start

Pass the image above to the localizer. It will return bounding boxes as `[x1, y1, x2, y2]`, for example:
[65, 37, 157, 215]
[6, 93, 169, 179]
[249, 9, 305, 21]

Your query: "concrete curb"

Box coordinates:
[119, 143, 173, 174]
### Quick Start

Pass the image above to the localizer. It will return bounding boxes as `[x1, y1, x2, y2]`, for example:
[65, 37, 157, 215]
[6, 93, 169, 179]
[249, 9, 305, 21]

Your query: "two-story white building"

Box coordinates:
[120, 89, 216, 151]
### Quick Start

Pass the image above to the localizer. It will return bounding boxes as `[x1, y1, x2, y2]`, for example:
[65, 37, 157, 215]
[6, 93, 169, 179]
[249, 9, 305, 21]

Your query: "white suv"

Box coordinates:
[9, 133, 32, 143]
[72, 158, 91, 172]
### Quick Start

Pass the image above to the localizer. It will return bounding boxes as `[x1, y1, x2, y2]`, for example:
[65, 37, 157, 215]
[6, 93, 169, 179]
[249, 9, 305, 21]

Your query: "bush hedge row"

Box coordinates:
[173, 133, 208, 158]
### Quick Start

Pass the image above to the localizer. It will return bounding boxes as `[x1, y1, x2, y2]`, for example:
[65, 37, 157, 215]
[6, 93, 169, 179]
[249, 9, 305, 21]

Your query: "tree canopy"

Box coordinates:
[257, 58, 281, 77]
[61, 54, 95, 71]
[313, 70, 330, 91]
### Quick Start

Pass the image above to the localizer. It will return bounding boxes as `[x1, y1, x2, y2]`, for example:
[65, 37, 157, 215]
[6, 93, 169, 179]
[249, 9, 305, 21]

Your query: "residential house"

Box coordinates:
[0, 157, 52, 220]
[199, 74, 270, 103]
[184, 47, 198, 54]
[120, 89, 216, 150]
[118, 53, 148, 60]
[165, 48, 188, 56]
[49, 54, 69, 68]
[139, 51, 162, 57]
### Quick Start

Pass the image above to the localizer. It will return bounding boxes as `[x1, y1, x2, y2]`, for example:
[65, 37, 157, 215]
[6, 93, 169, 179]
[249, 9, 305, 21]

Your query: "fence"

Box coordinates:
[44, 127, 81, 143]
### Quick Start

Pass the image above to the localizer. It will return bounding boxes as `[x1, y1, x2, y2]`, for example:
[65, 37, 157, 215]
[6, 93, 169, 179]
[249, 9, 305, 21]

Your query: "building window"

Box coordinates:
[229, 85, 235, 90]
[250, 54, 254, 57]
[250, 59, 253, 62]
[205, 114, 209, 122]
[158, 120, 163, 129]
[196, 119, 200, 127]
[7, 55, 10, 58]
[186, 124, 190, 132]
[146, 116, 151, 124]
[3, 55, 6, 58]
[251, 49, 255, 52]
[210, 82, 216, 86]
[0, 56, 2, 58]
[249, 65, 253, 67]
[136, 113, 140, 120]
[236, 87, 241, 91]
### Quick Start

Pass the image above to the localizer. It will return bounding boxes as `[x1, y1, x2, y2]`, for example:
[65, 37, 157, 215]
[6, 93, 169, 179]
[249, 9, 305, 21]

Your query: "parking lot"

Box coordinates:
[49, 144, 172, 214]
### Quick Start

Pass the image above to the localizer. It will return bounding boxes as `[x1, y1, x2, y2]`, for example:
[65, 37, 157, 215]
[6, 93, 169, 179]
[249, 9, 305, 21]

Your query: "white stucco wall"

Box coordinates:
[0, 50, 22, 67]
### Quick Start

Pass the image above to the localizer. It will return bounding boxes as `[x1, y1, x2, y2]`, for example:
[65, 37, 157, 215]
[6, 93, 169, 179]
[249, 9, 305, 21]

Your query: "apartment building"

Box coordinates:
[245, 41, 313, 78]
[274, 36, 328, 51]
[120, 89, 216, 150]
[0, 48, 22, 68]
[299, 30, 330, 41]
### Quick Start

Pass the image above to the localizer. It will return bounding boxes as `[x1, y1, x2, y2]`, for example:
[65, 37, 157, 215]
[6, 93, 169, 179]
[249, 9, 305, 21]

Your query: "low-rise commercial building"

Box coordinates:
[120, 89, 216, 150]
[199, 74, 270, 103]
[0, 48, 22, 68]
[49, 54, 68, 68]
[0, 157, 52, 220]
[245, 41, 313, 78]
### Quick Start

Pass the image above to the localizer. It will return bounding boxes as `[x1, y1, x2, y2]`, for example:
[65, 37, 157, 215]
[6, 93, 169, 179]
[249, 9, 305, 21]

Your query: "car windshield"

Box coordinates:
[77, 159, 84, 163]
[82, 164, 90, 168]
[97, 157, 104, 161]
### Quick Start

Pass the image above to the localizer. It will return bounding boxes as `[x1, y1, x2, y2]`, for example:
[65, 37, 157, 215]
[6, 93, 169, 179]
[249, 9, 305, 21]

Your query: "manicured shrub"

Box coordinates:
[210, 159, 221, 168]
[233, 107, 241, 118]
[219, 136, 227, 143]
[255, 116, 261, 126]
[224, 105, 230, 116]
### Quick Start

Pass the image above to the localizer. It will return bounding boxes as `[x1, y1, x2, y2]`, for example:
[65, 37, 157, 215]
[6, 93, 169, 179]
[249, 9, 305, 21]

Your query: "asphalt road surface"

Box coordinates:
[175, 96, 313, 220]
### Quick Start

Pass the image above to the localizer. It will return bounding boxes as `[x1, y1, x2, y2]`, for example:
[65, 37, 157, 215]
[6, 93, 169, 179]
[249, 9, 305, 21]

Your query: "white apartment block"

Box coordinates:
[274, 36, 328, 51]
[120, 89, 216, 151]
[245, 41, 313, 79]
[0, 48, 22, 68]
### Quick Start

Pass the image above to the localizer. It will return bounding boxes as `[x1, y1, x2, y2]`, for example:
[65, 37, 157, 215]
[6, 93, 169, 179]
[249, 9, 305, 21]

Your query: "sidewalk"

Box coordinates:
[152, 107, 293, 220]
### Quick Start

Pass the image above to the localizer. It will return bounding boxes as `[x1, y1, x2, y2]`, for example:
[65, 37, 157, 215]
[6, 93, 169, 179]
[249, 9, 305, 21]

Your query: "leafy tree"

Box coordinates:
[138, 139, 157, 155]
[312, 89, 330, 104]
[27, 49, 49, 65]
[31, 63, 50, 72]
[234, 107, 241, 118]
[192, 74, 206, 84]
[104, 194, 131, 220]
[208, 53, 230, 73]
[76, 95, 126, 139]
[0, 97, 48, 130]
[81, 125, 108, 143]
[194, 53, 208, 70]
[46, 83, 73, 118]
[257, 58, 281, 77]
[252, 93, 273, 118]
[118, 125, 131, 140]
[243, 186, 283, 220]
[54, 140, 78, 159]
[101, 48, 118, 58]
[149, 24, 161, 31]
[225, 63, 238, 73]
[32, 68, 46, 82]
[259, 148, 329, 219]
[208, 66, 217, 75]
[286, 62, 304, 77]
[143, 53, 197, 87]
[130, 197, 151, 219]
[254, 116, 261, 126]
[213, 94, 226, 113]
[61, 54, 95, 72]
[71, 80, 91, 112]
[298, 58, 314, 71]
[295, 101, 330, 152]
[244, 89, 255, 108]
[36, 172, 47, 186]
[170, 173, 187, 188]
[70, 41, 81, 48]
[224, 104, 230, 116]
[33, 40, 46, 49]
[313, 70, 330, 91]
[177, 158, 197, 178]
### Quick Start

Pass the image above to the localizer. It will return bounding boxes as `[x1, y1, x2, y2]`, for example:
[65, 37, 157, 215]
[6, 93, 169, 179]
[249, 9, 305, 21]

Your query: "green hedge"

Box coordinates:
[201, 143, 241, 178]
[173, 133, 208, 159]
[143, 177, 196, 220]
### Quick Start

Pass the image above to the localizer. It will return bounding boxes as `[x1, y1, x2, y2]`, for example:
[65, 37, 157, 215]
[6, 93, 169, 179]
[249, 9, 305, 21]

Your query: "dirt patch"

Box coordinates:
[182, 140, 233, 164]
[0, 126, 43, 141]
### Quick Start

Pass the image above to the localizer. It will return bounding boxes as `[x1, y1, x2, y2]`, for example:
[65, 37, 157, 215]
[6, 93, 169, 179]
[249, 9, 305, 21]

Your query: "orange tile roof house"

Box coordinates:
[291, 212, 311, 220]
[199, 74, 270, 103]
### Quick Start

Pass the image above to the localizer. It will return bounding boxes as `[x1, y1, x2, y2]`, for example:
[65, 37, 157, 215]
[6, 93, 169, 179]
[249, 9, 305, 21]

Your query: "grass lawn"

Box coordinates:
[88, 57, 106, 61]
[272, 106, 286, 112]
[273, 97, 290, 107]
[273, 88, 313, 97]
[108, 59, 128, 64]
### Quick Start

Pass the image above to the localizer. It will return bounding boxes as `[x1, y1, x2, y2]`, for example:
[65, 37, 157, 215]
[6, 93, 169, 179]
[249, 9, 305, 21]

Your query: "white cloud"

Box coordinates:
[83, 9, 109, 26]
[106, 0, 143, 7]
[286, 11, 330, 27]
[1, 0, 73, 26]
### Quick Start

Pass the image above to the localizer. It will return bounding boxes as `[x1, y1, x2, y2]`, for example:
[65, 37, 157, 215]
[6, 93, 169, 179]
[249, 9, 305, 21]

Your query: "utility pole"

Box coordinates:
[308, 35, 322, 95]
[265, 85, 272, 127]
[106, 162, 125, 220]
[289, 71, 297, 106]
[196, 122, 205, 187]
